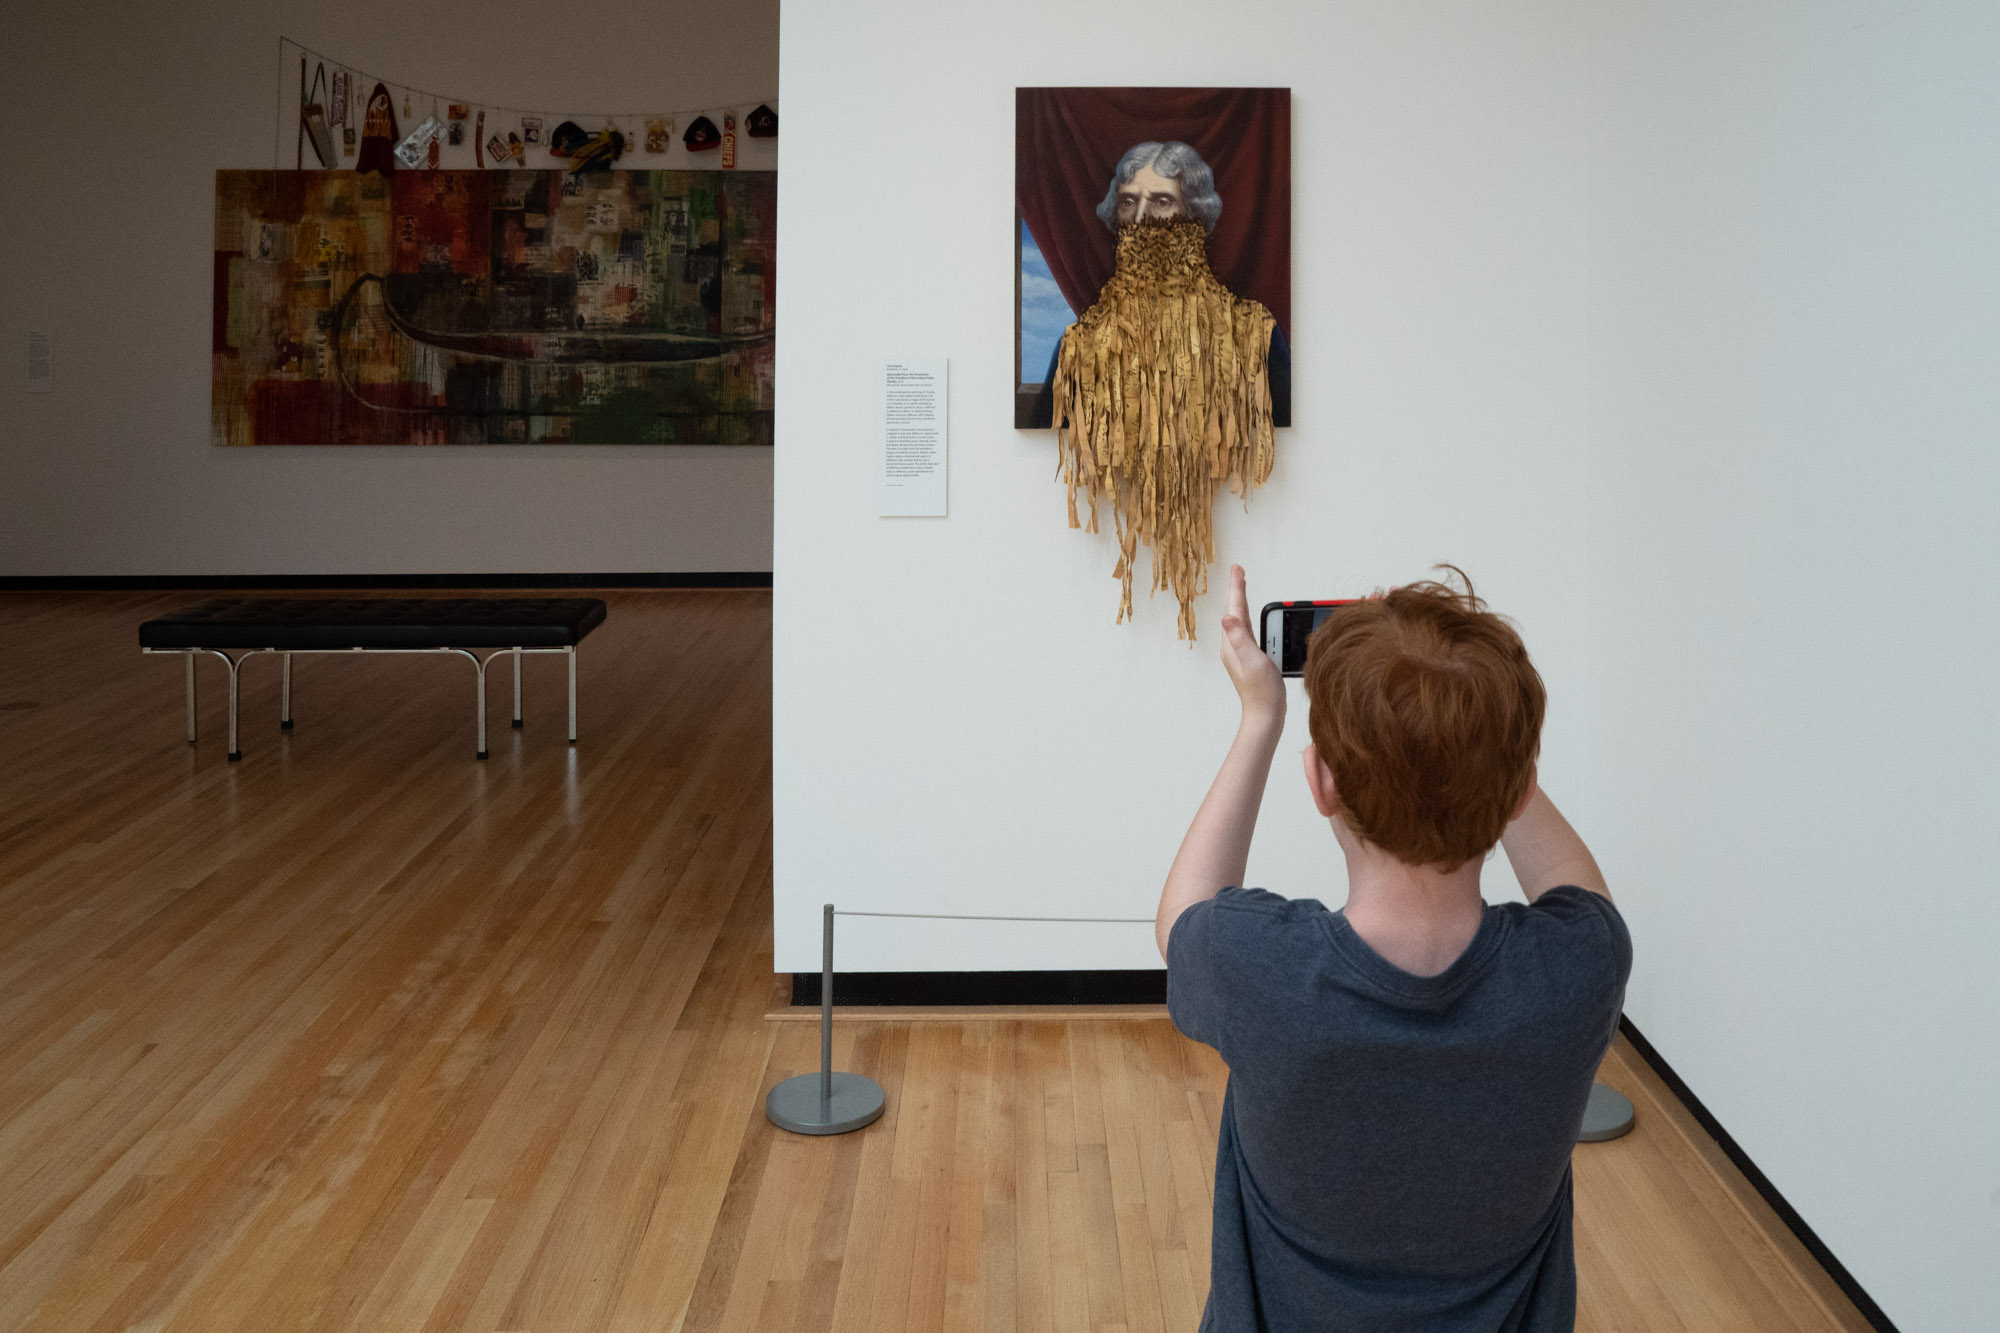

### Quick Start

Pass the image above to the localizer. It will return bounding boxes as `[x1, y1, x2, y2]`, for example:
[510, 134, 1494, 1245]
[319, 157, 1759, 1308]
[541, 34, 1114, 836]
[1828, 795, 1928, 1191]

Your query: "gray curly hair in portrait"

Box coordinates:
[1094, 141, 1224, 234]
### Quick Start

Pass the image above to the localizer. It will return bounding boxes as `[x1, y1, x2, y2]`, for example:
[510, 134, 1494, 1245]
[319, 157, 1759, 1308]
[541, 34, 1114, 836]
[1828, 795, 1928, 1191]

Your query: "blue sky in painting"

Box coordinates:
[1019, 219, 1075, 385]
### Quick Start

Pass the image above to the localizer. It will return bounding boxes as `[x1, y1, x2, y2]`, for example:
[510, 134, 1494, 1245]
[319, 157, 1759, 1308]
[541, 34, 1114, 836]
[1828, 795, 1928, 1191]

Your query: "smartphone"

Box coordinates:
[1260, 599, 1363, 677]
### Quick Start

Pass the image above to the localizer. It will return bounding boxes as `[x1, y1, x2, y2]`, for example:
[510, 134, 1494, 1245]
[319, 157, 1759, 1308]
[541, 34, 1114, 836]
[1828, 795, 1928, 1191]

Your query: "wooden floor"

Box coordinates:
[0, 590, 1871, 1332]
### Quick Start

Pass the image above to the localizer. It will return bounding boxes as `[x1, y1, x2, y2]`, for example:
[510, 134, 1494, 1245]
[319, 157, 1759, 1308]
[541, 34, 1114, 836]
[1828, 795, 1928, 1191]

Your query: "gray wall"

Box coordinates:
[0, 0, 777, 576]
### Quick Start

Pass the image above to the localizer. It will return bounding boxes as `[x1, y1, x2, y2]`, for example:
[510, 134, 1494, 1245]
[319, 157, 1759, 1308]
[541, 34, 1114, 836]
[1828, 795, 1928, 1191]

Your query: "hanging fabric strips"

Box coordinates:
[1049, 219, 1277, 642]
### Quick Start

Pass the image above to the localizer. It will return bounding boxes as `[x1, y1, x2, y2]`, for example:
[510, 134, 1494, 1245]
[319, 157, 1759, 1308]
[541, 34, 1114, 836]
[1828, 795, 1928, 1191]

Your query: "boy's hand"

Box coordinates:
[1220, 565, 1285, 729]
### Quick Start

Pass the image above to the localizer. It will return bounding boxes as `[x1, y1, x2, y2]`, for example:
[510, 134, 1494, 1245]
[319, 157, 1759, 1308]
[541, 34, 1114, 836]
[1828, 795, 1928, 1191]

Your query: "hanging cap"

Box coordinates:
[548, 120, 589, 158]
[745, 104, 778, 138]
[683, 116, 721, 151]
[568, 129, 625, 174]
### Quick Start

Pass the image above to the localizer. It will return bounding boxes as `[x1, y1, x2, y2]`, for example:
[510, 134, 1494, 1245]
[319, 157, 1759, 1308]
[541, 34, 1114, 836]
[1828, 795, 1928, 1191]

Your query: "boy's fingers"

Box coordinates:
[1229, 564, 1251, 618]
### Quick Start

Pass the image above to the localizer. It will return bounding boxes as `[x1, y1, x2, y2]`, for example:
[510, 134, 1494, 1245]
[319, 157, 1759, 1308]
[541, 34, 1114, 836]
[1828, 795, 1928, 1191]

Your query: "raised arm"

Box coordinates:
[1156, 566, 1287, 960]
[1499, 785, 1611, 902]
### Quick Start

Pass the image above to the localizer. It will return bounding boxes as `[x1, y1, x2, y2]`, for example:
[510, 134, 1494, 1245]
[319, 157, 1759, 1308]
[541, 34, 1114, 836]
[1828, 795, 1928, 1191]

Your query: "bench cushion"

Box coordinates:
[139, 598, 608, 651]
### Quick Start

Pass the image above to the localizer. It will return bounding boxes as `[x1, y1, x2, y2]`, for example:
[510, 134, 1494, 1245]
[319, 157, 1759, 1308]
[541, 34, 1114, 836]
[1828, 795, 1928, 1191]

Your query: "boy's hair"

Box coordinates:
[1302, 567, 1545, 868]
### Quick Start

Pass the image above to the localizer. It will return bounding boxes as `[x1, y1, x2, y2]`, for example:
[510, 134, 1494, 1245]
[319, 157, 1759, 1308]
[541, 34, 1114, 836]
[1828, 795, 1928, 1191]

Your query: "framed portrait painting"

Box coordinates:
[1014, 87, 1291, 430]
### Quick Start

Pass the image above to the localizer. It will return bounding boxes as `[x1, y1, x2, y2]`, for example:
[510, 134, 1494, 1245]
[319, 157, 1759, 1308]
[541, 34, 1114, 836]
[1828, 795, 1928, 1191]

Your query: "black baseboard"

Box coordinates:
[1618, 1017, 1897, 1332]
[790, 969, 1166, 1007]
[0, 572, 772, 591]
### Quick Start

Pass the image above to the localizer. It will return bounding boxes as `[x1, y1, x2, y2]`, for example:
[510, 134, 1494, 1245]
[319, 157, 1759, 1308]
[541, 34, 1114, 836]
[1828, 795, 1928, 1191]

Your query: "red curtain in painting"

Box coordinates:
[1016, 87, 1291, 340]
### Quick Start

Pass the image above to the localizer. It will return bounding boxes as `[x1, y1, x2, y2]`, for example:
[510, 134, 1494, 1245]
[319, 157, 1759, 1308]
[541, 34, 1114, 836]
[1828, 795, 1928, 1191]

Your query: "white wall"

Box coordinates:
[782, 1, 1998, 1323]
[775, 0, 1592, 972]
[1582, 2, 2000, 1326]
[0, 0, 777, 576]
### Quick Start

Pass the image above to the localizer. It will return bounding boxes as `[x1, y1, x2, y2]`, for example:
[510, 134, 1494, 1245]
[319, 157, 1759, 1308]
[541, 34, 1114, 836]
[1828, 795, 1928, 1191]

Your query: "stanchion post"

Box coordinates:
[821, 902, 834, 1108]
[766, 902, 886, 1136]
[1580, 1081, 1635, 1141]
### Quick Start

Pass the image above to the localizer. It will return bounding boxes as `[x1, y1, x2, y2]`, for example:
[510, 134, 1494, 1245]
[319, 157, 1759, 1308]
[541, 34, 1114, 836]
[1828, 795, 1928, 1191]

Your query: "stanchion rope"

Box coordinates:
[834, 910, 1153, 924]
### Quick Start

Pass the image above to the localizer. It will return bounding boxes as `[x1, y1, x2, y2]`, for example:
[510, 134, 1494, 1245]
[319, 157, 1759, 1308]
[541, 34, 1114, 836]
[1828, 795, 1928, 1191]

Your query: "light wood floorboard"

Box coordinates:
[0, 590, 1871, 1330]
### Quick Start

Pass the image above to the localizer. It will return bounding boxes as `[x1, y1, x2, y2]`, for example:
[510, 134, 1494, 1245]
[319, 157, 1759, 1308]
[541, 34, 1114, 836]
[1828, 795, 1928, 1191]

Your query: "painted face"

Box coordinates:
[1114, 164, 1185, 226]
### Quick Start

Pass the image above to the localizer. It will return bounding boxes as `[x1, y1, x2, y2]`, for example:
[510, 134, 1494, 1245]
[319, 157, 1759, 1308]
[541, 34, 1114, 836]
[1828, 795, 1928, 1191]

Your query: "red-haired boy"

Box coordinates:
[1159, 566, 1631, 1332]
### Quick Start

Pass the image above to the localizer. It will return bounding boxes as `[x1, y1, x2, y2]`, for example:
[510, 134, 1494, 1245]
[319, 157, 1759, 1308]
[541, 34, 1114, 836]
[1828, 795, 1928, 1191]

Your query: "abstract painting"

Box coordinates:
[214, 170, 775, 445]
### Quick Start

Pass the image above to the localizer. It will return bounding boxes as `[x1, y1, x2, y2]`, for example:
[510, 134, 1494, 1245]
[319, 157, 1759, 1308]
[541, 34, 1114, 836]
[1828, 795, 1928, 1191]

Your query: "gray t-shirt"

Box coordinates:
[1167, 885, 1632, 1332]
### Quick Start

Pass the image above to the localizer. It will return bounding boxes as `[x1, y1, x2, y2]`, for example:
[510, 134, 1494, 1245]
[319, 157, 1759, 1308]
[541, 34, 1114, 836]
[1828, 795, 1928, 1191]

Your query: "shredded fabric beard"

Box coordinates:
[1050, 219, 1277, 642]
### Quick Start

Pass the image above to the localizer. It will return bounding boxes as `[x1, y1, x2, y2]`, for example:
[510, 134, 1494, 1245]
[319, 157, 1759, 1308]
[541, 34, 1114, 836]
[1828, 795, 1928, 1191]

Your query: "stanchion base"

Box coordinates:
[766, 1072, 885, 1136]
[1579, 1082, 1635, 1142]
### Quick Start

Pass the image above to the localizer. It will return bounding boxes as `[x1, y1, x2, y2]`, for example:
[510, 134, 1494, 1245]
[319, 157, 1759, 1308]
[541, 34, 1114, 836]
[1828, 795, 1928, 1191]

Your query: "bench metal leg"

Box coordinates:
[453, 650, 489, 760]
[161, 643, 578, 763]
[198, 649, 246, 761]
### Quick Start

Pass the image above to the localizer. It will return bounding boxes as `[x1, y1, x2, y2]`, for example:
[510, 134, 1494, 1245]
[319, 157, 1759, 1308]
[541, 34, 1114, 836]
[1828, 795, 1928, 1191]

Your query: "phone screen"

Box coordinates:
[1260, 600, 1362, 677]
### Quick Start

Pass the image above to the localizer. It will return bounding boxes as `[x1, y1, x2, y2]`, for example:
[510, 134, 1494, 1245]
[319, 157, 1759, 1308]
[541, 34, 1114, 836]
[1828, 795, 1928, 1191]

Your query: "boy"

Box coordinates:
[1158, 566, 1631, 1332]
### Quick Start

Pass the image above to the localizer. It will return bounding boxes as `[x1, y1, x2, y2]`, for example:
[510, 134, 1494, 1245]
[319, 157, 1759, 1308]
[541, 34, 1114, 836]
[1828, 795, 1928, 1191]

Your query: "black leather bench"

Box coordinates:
[139, 597, 607, 761]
